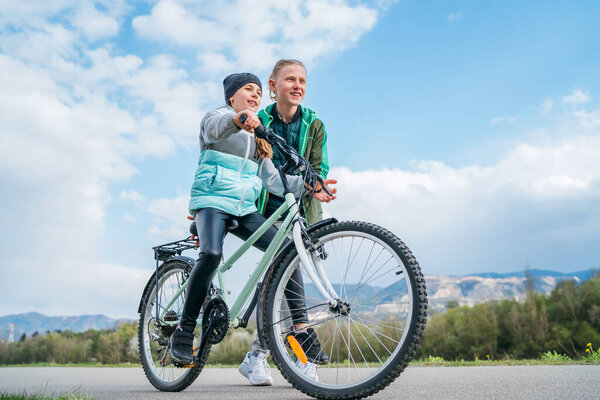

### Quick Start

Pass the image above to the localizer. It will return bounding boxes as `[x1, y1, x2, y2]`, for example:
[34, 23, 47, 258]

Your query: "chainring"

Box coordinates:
[202, 297, 229, 344]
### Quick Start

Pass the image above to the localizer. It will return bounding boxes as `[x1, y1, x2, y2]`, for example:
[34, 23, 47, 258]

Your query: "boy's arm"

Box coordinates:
[308, 120, 329, 179]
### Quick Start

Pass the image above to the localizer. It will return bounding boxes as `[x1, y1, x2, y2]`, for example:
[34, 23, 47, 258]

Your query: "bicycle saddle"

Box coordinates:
[189, 218, 239, 236]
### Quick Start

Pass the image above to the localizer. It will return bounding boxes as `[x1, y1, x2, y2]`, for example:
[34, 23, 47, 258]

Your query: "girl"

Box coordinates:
[170, 73, 336, 385]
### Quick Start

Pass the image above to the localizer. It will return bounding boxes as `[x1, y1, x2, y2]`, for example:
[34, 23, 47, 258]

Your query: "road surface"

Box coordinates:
[0, 365, 598, 399]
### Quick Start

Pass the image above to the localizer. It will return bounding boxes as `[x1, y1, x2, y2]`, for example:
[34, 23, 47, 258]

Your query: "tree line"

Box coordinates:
[1, 274, 598, 365]
[415, 273, 600, 360]
[0, 321, 139, 365]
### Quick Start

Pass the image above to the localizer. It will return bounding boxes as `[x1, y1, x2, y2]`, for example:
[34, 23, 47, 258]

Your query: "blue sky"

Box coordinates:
[1, 0, 599, 318]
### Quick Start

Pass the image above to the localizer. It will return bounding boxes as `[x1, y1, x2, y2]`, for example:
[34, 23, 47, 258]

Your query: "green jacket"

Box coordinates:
[256, 104, 330, 225]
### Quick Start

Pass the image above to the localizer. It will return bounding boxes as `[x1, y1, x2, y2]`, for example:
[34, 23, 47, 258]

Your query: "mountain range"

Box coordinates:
[0, 268, 596, 340]
[0, 312, 129, 342]
[305, 268, 596, 314]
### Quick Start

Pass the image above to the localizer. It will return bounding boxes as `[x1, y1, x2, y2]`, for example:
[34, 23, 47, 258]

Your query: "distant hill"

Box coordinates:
[424, 268, 596, 312]
[1, 269, 596, 340]
[0, 312, 131, 341]
[305, 268, 597, 314]
[465, 268, 594, 281]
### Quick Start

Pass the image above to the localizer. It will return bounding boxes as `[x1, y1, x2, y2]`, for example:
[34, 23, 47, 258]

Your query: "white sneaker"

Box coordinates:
[295, 359, 319, 382]
[238, 352, 273, 386]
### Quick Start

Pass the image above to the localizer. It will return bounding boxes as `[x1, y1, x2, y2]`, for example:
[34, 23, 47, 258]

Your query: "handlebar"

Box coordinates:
[238, 113, 333, 197]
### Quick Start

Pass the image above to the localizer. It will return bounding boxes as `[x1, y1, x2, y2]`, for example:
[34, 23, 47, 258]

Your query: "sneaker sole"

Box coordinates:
[249, 377, 273, 386]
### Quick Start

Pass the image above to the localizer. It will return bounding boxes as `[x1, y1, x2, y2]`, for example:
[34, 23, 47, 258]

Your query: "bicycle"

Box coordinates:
[137, 121, 428, 399]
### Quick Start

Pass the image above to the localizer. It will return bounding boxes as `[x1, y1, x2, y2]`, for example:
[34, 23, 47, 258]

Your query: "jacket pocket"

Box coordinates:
[209, 165, 222, 187]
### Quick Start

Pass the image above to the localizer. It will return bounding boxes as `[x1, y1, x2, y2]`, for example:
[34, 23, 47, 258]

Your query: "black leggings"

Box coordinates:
[180, 207, 308, 329]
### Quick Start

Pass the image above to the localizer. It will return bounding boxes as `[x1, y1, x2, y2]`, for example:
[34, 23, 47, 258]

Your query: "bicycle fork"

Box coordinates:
[291, 221, 340, 308]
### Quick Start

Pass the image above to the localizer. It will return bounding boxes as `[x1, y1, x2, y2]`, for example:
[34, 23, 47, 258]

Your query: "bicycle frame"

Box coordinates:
[158, 192, 339, 328]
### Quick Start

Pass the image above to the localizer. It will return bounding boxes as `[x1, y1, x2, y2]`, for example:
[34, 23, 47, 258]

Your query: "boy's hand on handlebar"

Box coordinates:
[233, 111, 260, 133]
[311, 179, 337, 203]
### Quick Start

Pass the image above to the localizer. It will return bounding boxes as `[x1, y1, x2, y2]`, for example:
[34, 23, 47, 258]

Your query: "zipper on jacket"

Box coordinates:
[237, 131, 252, 215]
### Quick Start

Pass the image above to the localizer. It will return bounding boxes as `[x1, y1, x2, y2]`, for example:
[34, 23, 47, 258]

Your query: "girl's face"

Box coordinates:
[229, 83, 262, 113]
[269, 65, 306, 107]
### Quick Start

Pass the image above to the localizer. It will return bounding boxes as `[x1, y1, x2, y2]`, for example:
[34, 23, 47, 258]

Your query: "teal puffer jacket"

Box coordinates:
[189, 149, 261, 216]
[188, 106, 304, 216]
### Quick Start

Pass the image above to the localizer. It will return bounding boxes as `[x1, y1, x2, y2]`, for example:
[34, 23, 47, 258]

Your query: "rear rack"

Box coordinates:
[153, 237, 198, 261]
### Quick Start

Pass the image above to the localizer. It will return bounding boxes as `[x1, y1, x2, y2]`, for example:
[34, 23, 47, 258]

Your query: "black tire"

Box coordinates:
[260, 221, 428, 399]
[138, 259, 207, 391]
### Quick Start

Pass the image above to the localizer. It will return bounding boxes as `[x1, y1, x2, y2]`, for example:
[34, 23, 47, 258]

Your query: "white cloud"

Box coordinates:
[491, 115, 519, 124]
[197, 52, 235, 75]
[326, 120, 600, 273]
[3, 2, 597, 321]
[121, 190, 147, 206]
[0, 0, 383, 319]
[563, 89, 590, 105]
[71, 4, 120, 41]
[448, 11, 462, 22]
[541, 97, 553, 114]
[133, 0, 378, 71]
[1, 258, 149, 318]
[132, 0, 220, 47]
[0, 36, 182, 318]
[573, 109, 600, 130]
[146, 194, 191, 241]
[0, 23, 80, 65]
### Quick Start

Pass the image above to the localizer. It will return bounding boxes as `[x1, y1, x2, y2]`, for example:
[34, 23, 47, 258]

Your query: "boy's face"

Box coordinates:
[270, 65, 306, 107]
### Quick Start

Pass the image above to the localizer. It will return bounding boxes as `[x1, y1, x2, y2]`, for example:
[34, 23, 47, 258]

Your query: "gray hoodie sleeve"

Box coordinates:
[258, 158, 304, 198]
[200, 107, 240, 144]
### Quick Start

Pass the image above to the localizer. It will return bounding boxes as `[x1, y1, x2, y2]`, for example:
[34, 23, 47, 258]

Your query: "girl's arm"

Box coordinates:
[257, 158, 304, 197]
[200, 108, 240, 144]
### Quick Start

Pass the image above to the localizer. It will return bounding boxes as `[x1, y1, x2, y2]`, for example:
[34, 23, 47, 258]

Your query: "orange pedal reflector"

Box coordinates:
[183, 364, 195, 368]
[287, 335, 308, 365]
[187, 215, 194, 220]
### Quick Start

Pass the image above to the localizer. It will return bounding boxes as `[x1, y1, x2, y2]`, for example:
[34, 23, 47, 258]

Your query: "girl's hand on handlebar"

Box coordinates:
[311, 179, 337, 203]
[233, 110, 260, 133]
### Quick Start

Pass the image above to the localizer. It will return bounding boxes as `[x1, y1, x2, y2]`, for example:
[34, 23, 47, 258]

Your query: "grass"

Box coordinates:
[2, 358, 599, 369]
[0, 362, 141, 368]
[1, 394, 85, 400]
[411, 358, 600, 367]
[1, 387, 91, 400]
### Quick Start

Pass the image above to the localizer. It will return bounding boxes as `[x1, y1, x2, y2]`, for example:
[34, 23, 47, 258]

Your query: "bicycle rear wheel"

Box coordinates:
[260, 221, 428, 399]
[138, 259, 204, 391]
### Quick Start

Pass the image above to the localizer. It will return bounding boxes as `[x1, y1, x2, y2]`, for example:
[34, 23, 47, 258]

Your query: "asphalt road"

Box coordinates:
[0, 365, 598, 399]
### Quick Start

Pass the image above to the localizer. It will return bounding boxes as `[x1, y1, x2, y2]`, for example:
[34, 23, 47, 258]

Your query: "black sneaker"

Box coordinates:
[289, 327, 329, 365]
[170, 325, 194, 365]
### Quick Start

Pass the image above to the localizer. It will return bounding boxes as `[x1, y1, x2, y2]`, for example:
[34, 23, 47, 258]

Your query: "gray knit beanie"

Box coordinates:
[223, 72, 262, 104]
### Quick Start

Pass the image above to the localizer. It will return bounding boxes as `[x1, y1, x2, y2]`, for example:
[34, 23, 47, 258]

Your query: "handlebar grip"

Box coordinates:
[238, 113, 267, 138]
[254, 125, 268, 139]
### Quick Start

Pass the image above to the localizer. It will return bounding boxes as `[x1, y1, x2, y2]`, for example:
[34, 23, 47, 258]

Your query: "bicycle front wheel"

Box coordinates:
[138, 259, 204, 391]
[260, 221, 428, 399]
